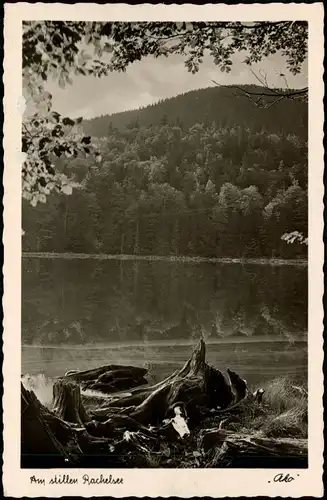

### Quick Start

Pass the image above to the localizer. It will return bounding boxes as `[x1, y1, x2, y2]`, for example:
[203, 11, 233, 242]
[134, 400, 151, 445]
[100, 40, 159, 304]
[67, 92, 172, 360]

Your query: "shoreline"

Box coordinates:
[22, 252, 308, 266]
[21, 336, 307, 350]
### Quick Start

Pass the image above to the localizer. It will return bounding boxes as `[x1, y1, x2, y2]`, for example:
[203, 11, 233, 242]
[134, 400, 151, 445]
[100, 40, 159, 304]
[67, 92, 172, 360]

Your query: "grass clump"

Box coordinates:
[259, 377, 307, 438]
[234, 377, 307, 439]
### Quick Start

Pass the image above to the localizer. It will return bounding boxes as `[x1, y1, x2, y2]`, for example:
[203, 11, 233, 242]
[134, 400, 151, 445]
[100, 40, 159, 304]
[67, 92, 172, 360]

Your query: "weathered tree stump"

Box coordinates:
[21, 383, 72, 467]
[123, 339, 238, 426]
[21, 383, 124, 468]
[83, 339, 247, 428]
[52, 380, 90, 425]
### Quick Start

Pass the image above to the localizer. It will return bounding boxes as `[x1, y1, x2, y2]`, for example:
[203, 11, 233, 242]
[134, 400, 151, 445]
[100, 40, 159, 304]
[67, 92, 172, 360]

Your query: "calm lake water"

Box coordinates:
[22, 257, 307, 387]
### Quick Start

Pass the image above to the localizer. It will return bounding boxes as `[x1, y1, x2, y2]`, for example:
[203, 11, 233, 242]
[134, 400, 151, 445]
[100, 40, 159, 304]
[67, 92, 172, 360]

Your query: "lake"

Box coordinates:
[22, 256, 308, 388]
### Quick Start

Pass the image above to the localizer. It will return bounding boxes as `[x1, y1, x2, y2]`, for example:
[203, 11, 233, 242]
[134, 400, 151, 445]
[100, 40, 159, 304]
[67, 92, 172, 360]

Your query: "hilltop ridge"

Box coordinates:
[82, 85, 307, 139]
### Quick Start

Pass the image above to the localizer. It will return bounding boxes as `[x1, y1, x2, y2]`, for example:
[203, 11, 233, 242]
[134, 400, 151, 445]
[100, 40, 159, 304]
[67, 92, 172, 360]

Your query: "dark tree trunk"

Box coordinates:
[52, 380, 91, 425]
[21, 383, 73, 467]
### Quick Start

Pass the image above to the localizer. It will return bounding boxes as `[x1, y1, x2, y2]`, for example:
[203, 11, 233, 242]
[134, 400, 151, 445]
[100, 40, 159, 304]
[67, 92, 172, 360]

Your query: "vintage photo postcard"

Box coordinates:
[3, 2, 324, 497]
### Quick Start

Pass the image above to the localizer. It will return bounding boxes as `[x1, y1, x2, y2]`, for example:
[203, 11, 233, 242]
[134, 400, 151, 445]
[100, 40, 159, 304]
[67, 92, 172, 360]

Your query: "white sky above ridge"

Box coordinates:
[46, 52, 308, 120]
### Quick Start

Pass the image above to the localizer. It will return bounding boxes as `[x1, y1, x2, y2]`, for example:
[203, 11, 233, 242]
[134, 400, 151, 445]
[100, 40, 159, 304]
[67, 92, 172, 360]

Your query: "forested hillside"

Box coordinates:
[22, 86, 308, 259]
[83, 86, 308, 139]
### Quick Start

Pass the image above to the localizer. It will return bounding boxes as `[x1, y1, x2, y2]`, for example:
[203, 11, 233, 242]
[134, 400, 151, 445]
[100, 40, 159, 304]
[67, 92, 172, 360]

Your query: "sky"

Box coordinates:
[46, 51, 308, 120]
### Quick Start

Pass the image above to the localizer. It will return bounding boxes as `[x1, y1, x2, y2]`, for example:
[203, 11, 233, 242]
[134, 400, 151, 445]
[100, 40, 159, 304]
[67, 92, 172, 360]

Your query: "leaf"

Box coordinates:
[61, 184, 73, 195]
[58, 74, 66, 89]
[53, 146, 62, 157]
[43, 91, 52, 102]
[62, 117, 75, 127]
[38, 176, 47, 187]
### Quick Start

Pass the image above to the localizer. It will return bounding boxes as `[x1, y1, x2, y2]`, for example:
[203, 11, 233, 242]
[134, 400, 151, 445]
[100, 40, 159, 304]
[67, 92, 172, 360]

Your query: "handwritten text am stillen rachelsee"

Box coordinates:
[30, 474, 124, 486]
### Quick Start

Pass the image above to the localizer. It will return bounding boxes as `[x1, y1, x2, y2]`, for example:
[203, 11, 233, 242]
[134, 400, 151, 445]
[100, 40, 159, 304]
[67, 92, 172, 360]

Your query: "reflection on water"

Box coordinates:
[22, 258, 307, 385]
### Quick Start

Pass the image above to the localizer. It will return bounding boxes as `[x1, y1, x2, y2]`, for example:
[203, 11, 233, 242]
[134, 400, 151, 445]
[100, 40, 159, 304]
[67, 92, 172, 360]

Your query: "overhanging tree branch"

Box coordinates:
[211, 68, 308, 109]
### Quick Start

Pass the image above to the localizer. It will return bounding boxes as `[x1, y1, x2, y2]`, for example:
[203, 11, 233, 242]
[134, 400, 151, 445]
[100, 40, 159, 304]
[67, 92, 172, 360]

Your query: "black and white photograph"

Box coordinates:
[3, 3, 324, 498]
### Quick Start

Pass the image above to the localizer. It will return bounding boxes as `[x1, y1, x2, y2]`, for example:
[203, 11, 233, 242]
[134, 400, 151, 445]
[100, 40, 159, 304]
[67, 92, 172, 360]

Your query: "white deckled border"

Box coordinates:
[3, 3, 324, 497]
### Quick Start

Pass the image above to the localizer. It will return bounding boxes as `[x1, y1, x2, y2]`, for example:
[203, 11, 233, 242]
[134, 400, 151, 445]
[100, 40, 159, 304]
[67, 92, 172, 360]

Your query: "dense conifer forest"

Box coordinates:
[22, 85, 308, 259]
